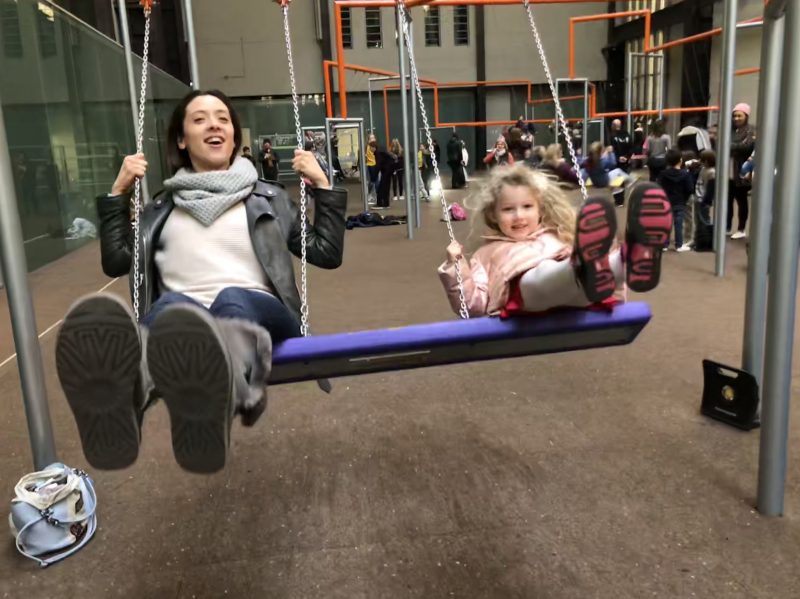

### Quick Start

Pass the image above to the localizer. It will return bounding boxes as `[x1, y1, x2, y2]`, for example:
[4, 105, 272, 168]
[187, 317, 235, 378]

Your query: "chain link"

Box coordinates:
[130, 9, 152, 321]
[522, 0, 589, 205]
[397, 0, 469, 320]
[281, 4, 310, 336]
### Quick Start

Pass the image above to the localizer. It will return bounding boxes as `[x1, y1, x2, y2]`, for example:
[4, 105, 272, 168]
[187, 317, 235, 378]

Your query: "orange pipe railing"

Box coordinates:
[646, 16, 763, 54]
[569, 10, 651, 79]
[594, 106, 720, 118]
[330, 1, 752, 134]
[334, 4, 347, 116]
[322, 59, 438, 120]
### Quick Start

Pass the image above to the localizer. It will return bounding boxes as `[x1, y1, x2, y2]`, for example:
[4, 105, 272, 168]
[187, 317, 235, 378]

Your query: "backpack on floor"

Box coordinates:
[9, 463, 97, 567]
[448, 203, 467, 221]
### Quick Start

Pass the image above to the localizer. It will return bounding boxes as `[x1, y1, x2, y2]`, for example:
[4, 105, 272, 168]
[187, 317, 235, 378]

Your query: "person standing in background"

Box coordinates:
[366, 134, 379, 201]
[727, 103, 756, 239]
[260, 139, 280, 181]
[609, 119, 632, 172]
[241, 147, 256, 168]
[447, 132, 465, 190]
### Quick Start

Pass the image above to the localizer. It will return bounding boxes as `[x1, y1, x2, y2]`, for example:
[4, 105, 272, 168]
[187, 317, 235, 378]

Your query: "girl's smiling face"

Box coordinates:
[494, 184, 541, 240]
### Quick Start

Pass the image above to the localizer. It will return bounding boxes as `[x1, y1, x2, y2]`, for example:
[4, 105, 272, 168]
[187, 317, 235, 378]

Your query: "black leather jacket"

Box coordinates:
[96, 180, 347, 321]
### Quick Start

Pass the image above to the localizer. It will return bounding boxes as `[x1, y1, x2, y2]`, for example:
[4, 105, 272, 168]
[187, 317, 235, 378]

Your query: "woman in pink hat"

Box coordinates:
[727, 102, 756, 239]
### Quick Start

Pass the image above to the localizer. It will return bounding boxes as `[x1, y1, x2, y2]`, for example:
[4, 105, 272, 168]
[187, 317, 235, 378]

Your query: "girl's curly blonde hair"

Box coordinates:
[465, 163, 576, 245]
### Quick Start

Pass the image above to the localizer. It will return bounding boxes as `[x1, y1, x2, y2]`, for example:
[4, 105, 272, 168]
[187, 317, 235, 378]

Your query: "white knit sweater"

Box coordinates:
[155, 202, 274, 307]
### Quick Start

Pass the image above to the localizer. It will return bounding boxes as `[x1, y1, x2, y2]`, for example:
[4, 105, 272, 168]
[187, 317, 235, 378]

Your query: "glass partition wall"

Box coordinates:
[1, 0, 189, 272]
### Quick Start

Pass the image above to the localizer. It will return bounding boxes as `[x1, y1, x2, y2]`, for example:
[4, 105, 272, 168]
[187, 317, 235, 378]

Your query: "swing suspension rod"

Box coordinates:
[131, 0, 155, 321]
[279, 0, 311, 337]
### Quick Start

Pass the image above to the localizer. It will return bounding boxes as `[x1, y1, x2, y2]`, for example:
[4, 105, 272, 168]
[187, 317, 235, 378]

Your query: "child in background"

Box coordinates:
[691, 150, 717, 251]
[438, 164, 672, 317]
[681, 150, 701, 250]
[657, 149, 694, 252]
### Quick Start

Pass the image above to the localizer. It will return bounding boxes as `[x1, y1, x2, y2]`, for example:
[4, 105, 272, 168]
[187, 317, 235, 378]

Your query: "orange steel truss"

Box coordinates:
[329, 1, 765, 128]
[323, 60, 596, 137]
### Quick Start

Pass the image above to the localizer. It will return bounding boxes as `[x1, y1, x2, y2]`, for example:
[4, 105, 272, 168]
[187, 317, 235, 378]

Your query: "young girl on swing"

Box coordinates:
[438, 164, 672, 317]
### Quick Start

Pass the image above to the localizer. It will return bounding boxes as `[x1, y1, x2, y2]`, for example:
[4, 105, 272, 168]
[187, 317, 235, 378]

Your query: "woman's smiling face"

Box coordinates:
[178, 95, 236, 172]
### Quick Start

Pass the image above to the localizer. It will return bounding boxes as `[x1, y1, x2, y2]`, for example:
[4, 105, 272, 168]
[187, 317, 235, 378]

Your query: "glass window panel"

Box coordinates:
[341, 7, 352, 49]
[365, 7, 381, 49]
[1, 0, 190, 272]
[2, 0, 23, 58]
[454, 6, 468, 46]
[424, 7, 440, 47]
[36, 2, 56, 58]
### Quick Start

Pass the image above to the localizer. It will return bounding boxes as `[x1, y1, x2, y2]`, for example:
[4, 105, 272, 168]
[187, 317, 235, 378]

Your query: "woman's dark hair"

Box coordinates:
[650, 118, 666, 137]
[166, 89, 242, 173]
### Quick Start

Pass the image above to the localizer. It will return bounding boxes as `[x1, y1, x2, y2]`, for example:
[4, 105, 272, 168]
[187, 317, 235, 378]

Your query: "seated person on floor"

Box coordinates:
[538, 143, 580, 186]
[55, 89, 348, 474]
[438, 164, 672, 318]
[580, 142, 632, 188]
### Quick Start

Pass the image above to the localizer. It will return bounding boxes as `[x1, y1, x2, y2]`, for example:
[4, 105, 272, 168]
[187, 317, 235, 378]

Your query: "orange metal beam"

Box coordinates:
[323, 62, 333, 117]
[570, 10, 650, 79]
[735, 67, 761, 76]
[322, 59, 439, 118]
[334, 4, 347, 117]
[646, 17, 764, 54]
[593, 106, 720, 118]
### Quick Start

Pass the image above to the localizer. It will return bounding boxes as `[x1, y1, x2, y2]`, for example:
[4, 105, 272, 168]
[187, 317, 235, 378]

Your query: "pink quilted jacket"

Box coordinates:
[438, 228, 571, 317]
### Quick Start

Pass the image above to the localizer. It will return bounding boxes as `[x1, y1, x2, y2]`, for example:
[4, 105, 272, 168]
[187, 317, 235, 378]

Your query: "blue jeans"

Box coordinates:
[671, 205, 686, 248]
[140, 287, 301, 343]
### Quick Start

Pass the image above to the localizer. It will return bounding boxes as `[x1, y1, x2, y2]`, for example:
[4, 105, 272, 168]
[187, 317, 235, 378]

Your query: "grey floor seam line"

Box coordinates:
[0, 276, 120, 369]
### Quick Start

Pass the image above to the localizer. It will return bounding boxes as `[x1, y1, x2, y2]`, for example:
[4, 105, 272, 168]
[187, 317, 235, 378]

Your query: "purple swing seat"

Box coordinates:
[269, 301, 652, 385]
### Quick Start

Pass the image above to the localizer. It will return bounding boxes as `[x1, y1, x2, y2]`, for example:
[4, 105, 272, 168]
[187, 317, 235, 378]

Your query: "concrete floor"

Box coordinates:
[1, 180, 800, 598]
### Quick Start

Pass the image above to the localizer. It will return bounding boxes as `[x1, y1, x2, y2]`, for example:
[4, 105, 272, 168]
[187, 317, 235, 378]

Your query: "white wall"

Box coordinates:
[192, 0, 325, 96]
[190, 1, 611, 99]
[332, 5, 478, 91]
[483, 4, 608, 83]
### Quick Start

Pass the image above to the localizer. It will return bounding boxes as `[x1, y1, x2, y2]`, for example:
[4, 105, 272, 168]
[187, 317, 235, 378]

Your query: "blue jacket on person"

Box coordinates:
[581, 152, 616, 188]
[657, 166, 694, 208]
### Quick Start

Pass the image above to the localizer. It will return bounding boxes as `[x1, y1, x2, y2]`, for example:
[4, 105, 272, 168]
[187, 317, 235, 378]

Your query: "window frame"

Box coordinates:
[453, 5, 469, 47]
[1, 0, 23, 58]
[365, 7, 382, 49]
[424, 7, 441, 47]
[341, 6, 352, 49]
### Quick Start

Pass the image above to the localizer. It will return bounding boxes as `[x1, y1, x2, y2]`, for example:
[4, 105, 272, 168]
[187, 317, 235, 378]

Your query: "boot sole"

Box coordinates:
[576, 198, 618, 303]
[627, 187, 673, 292]
[147, 306, 232, 474]
[55, 294, 141, 470]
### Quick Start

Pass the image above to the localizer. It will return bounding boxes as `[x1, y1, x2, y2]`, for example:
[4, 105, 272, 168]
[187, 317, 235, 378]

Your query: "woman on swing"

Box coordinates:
[55, 90, 347, 474]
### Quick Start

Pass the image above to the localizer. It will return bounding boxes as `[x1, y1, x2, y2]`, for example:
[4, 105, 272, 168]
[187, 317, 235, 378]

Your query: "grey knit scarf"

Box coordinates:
[163, 156, 258, 226]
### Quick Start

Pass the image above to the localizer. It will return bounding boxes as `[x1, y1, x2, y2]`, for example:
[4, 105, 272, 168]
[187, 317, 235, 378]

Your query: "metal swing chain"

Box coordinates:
[397, 0, 470, 320]
[131, 3, 153, 322]
[522, 0, 589, 205]
[280, 1, 310, 336]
